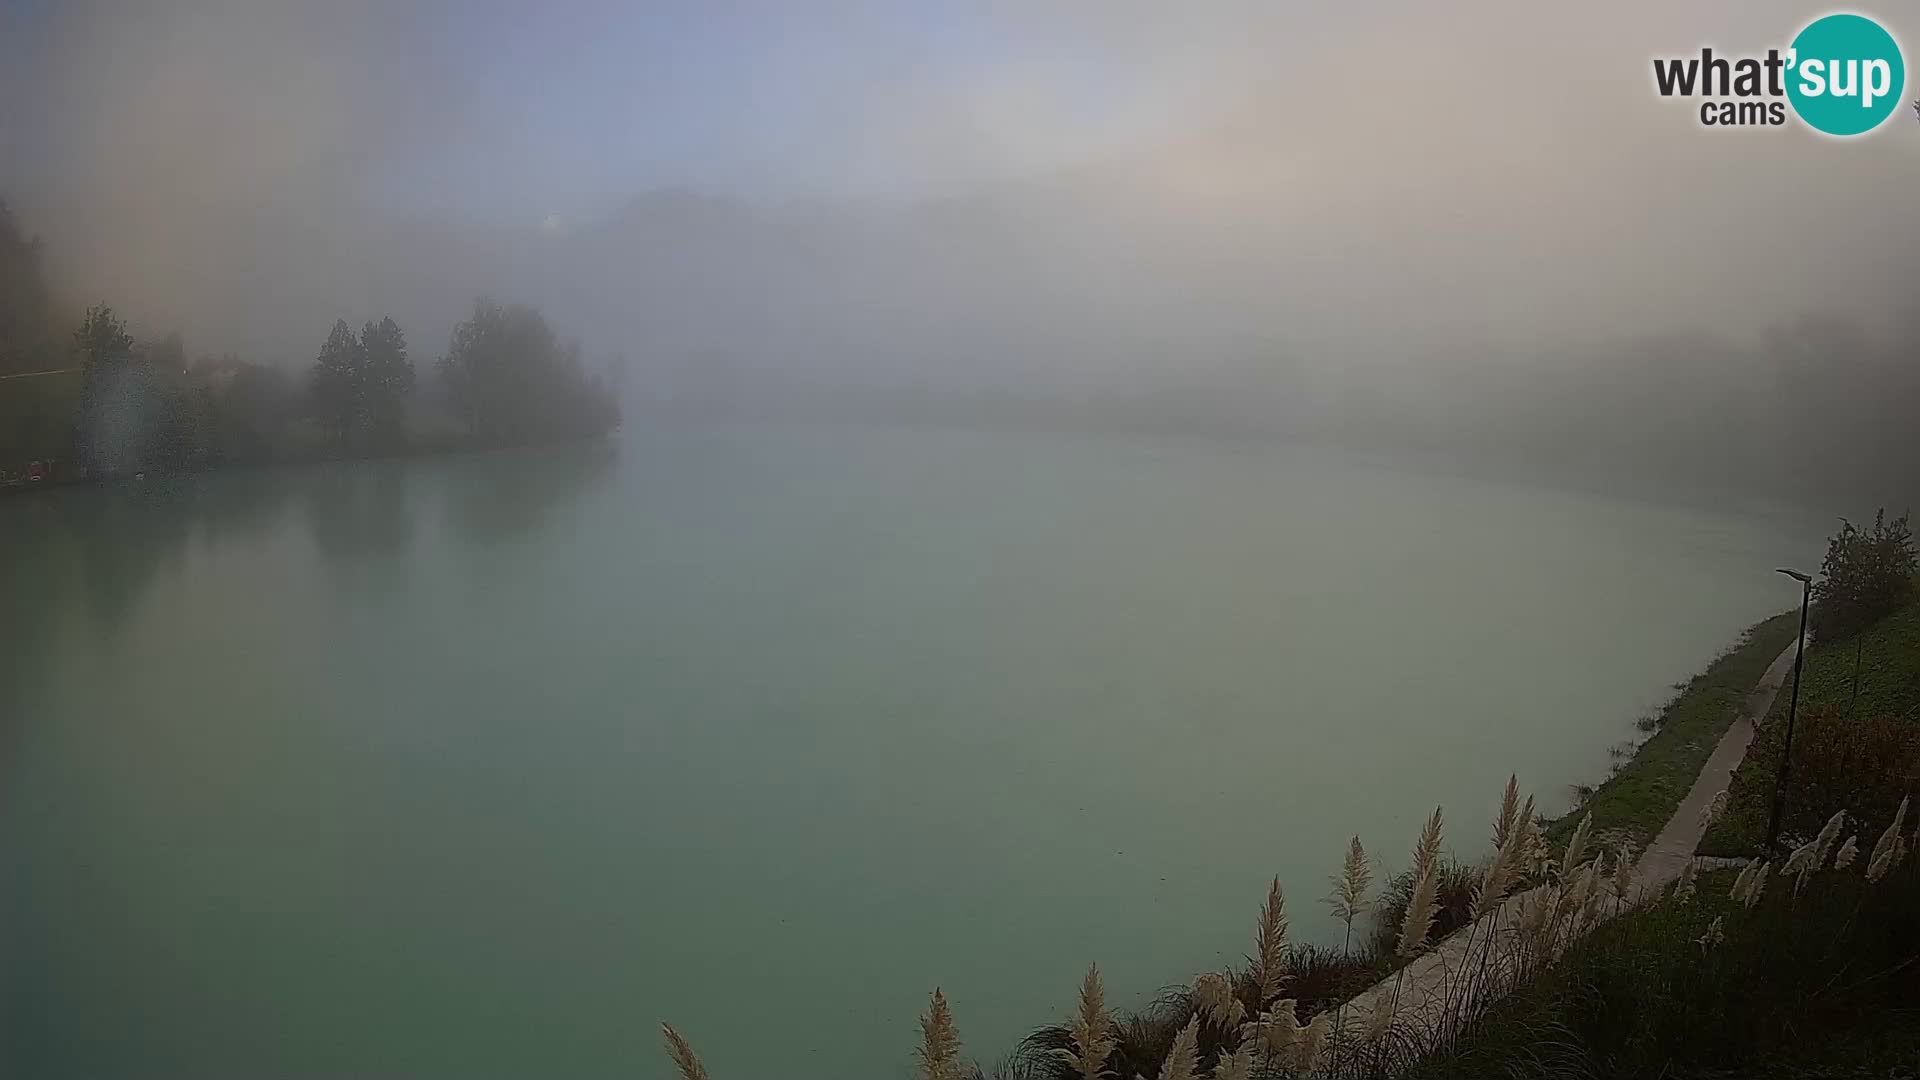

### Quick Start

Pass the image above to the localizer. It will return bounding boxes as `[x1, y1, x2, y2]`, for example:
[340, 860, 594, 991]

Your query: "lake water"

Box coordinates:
[0, 426, 1823, 1078]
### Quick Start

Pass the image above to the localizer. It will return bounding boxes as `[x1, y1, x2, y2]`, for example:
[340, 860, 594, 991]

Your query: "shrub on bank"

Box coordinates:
[1809, 508, 1916, 643]
[1706, 594, 1920, 856]
[1778, 706, 1919, 838]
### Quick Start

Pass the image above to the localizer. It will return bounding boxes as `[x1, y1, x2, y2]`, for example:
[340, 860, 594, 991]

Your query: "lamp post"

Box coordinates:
[1765, 567, 1812, 855]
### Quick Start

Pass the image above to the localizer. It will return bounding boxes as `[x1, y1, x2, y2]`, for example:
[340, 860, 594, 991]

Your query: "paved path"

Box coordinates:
[1638, 634, 1802, 881]
[1332, 632, 1805, 1061]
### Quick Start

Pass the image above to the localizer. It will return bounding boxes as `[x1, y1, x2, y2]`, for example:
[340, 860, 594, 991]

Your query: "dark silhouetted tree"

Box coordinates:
[308, 316, 415, 450]
[0, 204, 73, 463]
[202, 359, 296, 463]
[309, 318, 363, 445]
[1811, 509, 1918, 641]
[0, 199, 56, 376]
[72, 305, 147, 470]
[359, 315, 413, 446]
[139, 333, 203, 467]
[74, 304, 133, 368]
[437, 298, 617, 443]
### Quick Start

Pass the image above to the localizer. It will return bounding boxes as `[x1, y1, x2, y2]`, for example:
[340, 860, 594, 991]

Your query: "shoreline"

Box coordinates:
[1540, 608, 1801, 848]
[0, 426, 620, 500]
[993, 609, 1813, 1073]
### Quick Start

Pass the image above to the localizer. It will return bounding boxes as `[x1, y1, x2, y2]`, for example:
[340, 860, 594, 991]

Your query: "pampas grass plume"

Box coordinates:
[1561, 813, 1593, 876]
[1868, 795, 1909, 882]
[1493, 774, 1520, 850]
[1192, 972, 1245, 1033]
[1699, 790, 1728, 832]
[1157, 1016, 1200, 1080]
[1611, 843, 1637, 903]
[1296, 1011, 1331, 1071]
[1811, 809, 1847, 870]
[661, 1024, 710, 1080]
[917, 988, 964, 1080]
[1730, 858, 1757, 902]
[1245, 997, 1301, 1057]
[1328, 837, 1372, 928]
[1835, 833, 1860, 871]
[1252, 877, 1289, 1004]
[1397, 864, 1439, 958]
[1741, 860, 1770, 909]
[1055, 964, 1114, 1080]
[1212, 1044, 1254, 1080]
[1413, 806, 1445, 881]
[1361, 999, 1394, 1044]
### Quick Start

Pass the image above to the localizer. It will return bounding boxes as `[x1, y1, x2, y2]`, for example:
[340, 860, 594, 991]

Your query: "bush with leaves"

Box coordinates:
[1810, 509, 1916, 642]
[1746, 705, 1920, 846]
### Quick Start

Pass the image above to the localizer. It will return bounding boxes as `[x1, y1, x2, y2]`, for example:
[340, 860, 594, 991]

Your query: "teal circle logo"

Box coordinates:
[1786, 13, 1906, 136]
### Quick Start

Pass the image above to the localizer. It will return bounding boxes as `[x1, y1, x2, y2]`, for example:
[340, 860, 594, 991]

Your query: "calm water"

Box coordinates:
[0, 427, 1822, 1078]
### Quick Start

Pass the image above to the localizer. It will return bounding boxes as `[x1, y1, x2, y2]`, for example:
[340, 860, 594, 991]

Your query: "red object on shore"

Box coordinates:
[27, 461, 47, 481]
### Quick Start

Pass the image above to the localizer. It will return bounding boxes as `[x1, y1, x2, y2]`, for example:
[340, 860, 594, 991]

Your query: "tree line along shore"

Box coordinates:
[1, 199, 619, 488]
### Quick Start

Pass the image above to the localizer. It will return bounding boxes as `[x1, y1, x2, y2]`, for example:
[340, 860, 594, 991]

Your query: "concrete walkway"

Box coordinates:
[1332, 631, 1805, 1060]
[1638, 633, 1802, 881]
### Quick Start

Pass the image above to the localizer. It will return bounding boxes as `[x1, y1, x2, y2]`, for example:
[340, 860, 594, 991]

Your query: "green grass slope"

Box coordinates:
[1702, 594, 1920, 856]
[1544, 611, 1801, 850]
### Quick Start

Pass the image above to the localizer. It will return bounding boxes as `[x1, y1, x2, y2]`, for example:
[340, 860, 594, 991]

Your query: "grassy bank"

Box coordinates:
[662, 784, 1920, 1080]
[1003, 612, 1811, 1077]
[1702, 595, 1920, 856]
[656, 608, 1910, 1079]
[1406, 856, 1920, 1080]
[1542, 610, 1800, 849]
[999, 611, 1807, 1076]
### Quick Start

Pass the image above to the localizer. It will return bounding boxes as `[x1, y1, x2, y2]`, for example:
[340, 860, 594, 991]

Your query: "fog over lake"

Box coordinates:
[0, 427, 1824, 1077]
[4, 2, 1916, 1076]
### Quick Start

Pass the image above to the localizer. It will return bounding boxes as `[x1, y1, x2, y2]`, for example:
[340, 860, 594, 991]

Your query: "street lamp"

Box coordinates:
[1765, 567, 1813, 855]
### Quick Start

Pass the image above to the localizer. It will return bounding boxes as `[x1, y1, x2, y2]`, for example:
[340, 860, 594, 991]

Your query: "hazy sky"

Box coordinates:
[3, 1, 1368, 212]
[4, 1, 1918, 394]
